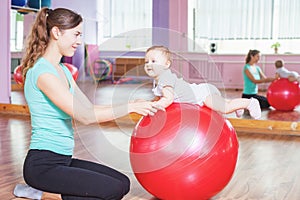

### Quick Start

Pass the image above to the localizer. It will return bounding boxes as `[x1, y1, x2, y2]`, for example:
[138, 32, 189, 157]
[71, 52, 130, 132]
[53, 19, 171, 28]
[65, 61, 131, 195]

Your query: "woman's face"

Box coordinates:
[58, 23, 83, 57]
[252, 53, 260, 63]
[144, 50, 170, 79]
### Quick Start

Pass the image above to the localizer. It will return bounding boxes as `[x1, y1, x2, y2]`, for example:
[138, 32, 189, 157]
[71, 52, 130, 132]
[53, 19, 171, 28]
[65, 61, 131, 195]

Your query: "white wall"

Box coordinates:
[0, 0, 11, 103]
[51, 0, 99, 45]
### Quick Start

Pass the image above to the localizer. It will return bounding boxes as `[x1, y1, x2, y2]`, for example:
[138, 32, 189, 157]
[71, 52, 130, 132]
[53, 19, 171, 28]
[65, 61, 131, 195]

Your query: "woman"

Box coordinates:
[14, 7, 160, 200]
[242, 49, 275, 109]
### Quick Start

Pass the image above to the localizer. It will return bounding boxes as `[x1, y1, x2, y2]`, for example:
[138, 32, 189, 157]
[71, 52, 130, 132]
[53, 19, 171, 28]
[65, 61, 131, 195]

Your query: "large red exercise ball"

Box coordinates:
[27, 0, 51, 9]
[63, 63, 79, 81]
[13, 65, 23, 85]
[267, 78, 300, 111]
[130, 103, 239, 200]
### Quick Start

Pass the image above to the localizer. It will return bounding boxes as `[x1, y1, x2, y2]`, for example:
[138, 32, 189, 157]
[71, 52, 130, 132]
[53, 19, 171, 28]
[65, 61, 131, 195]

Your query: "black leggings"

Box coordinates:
[242, 93, 270, 109]
[23, 150, 130, 200]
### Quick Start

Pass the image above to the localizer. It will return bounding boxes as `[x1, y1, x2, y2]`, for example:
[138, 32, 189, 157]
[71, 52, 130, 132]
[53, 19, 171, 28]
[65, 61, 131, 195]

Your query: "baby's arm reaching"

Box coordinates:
[153, 86, 174, 109]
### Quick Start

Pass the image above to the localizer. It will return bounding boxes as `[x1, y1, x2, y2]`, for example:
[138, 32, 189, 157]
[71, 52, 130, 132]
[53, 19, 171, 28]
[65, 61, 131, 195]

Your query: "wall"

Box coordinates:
[99, 49, 300, 91]
[0, 0, 11, 103]
[152, 0, 188, 52]
[51, 0, 99, 80]
[174, 53, 300, 90]
[51, 0, 98, 45]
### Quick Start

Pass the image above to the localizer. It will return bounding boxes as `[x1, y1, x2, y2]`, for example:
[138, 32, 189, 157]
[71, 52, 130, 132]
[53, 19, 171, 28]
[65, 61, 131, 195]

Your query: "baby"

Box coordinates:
[275, 59, 300, 82]
[144, 45, 261, 119]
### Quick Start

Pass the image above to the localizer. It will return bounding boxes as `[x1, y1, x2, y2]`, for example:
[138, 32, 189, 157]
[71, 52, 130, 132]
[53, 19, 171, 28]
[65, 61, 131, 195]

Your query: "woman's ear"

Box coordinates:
[51, 26, 61, 40]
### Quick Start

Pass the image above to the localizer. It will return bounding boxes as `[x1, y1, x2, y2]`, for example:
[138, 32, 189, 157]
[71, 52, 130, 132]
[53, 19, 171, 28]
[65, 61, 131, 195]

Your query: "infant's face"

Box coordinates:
[144, 50, 169, 79]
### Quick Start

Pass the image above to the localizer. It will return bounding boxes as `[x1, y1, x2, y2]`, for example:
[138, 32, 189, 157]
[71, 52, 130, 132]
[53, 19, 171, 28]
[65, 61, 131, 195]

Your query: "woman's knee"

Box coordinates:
[108, 178, 130, 200]
[123, 175, 130, 195]
[23, 170, 41, 190]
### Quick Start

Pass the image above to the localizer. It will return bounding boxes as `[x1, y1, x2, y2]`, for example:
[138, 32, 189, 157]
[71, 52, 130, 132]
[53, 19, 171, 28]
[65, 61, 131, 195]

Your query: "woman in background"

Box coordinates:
[242, 50, 275, 109]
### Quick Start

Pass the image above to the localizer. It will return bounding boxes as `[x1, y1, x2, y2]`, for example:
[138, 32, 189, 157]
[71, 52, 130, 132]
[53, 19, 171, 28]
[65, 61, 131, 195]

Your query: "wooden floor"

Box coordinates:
[1, 81, 300, 199]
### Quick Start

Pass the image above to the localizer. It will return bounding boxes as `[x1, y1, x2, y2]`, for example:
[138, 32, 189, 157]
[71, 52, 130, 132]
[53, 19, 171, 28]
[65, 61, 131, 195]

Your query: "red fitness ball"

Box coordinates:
[13, 64, 79, 85]
[13, 65, 23, 85]
[267, 78, 300, 111]
[130, 103, 239, 200]
[63, 63, 79, 81]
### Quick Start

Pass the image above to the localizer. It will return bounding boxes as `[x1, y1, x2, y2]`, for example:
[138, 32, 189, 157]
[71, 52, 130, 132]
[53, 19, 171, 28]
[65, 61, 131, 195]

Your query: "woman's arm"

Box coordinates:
[258, 69, 276, 83]
[244, 68, 274, 84]
[261, 72, 276, 83]
[37, 73, 158, 125]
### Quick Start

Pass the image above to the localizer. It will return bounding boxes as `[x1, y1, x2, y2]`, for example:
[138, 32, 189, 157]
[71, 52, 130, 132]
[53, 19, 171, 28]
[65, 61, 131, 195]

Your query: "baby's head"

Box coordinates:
[144, 46, 172, 79]
[145, 46, 171, 66]
[275, 59, 284, 69]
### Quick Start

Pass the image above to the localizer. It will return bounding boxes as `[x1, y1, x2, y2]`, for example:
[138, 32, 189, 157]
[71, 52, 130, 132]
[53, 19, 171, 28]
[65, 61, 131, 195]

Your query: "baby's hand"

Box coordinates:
[128, 100, 165, 116]
[152, 101, 166, 112]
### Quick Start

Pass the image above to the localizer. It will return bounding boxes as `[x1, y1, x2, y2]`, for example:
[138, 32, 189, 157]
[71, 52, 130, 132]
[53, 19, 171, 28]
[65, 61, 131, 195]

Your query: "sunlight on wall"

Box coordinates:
[205, 40, 300, 54]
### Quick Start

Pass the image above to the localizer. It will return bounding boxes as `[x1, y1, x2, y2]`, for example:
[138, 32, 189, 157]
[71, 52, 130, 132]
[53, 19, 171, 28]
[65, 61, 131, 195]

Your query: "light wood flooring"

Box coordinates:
[1, 81, 300, 199]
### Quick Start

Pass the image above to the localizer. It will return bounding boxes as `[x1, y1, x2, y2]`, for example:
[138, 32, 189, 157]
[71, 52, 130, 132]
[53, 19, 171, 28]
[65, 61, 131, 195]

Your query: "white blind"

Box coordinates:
[195, 0, 273, 40]
[103, 0, 152, 37]
[277, 0, 300, 39]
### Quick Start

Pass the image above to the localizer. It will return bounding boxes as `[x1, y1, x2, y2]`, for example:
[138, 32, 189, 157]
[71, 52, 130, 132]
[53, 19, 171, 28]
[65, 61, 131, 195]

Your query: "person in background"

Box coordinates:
[13, 7, 161, 200]
[144, 45, 261, 119]
[242, 49, 276, 109]
[275, 59, 300, 82]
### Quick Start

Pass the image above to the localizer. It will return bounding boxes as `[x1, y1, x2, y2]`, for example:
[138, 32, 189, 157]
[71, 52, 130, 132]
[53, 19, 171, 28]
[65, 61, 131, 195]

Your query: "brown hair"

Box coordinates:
[275, 59, 284, 69]
[146, 45, 172, 62]
[245, 49, 260, 64]
[21, 7, 82, 80]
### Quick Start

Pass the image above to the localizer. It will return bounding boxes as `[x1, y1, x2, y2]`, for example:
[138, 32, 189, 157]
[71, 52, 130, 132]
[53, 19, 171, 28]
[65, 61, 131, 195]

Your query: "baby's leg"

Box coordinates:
[192, 83, 261, 119]
[288, 76, 297, 82]
[204, 94, 248, 113]
[288, 75, 299, 82]
[193, 83, 241, 113]
[204, 94, 261, 119]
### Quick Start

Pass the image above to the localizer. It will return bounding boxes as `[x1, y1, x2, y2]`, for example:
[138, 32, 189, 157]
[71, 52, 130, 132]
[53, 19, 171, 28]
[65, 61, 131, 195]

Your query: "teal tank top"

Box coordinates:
[24, 58, 75, 155]
[243, 64, 261, 95]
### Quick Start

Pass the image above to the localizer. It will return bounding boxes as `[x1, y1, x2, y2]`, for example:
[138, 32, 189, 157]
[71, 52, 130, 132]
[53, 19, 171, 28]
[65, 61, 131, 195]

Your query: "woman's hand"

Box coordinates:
[264, 77, 276, 83]
[128, 100, 164, 116]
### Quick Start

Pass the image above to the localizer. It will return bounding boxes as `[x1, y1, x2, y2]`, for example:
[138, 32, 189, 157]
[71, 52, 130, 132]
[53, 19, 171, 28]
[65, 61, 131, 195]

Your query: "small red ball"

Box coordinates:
[13, 65, 23, 85]
[13, 63, 79, 84]
[63, 63, 79, 81]
[267, 78, 300, 111]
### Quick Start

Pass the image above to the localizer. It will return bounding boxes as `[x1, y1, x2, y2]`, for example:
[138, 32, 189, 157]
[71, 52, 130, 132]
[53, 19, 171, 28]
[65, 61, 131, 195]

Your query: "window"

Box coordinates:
[193, 0, 273, 40]
[97, 0, 152, 51]
[189, 0, 300, 53]
[277, 0, 300, 39]
[10, 10, 24, 52]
